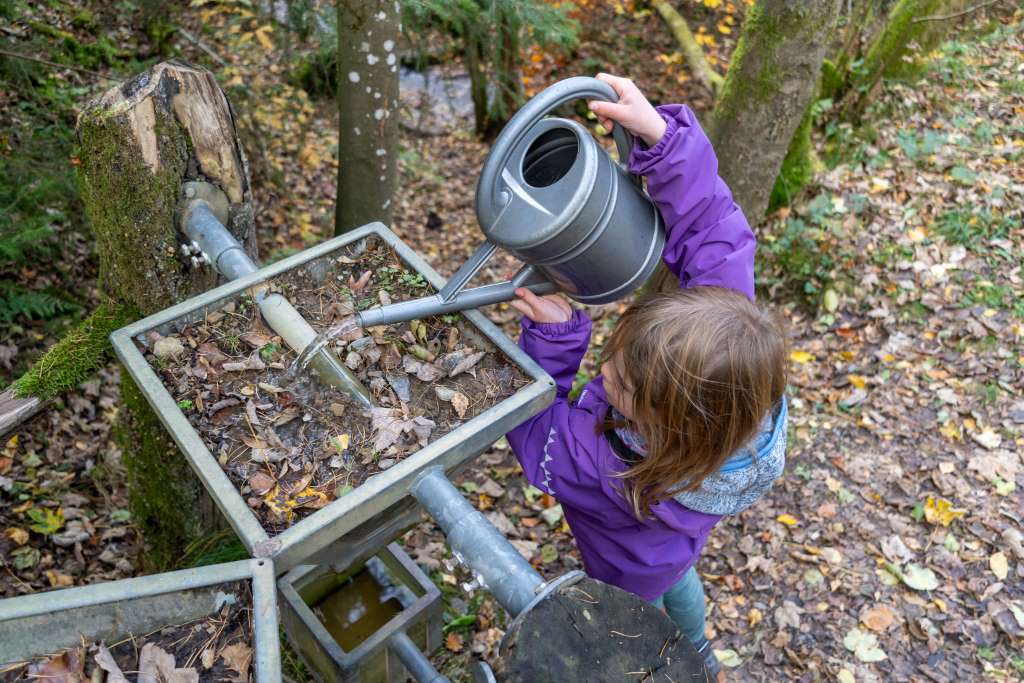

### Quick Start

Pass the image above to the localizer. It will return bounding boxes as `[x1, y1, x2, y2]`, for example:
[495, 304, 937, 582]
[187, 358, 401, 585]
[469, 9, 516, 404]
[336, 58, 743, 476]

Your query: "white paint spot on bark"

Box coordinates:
[374, 109, 385, 121]
[348, 72, 360, 83]
[390, 65, 397, 73]
[379, 175, 386, 181]
[360, 41, 370, 52]
[367, 54, 379, 65]
[386, 53, 396, 66]
[375, 148, 386, 156]
[354, 127, 361, 136]
[365, 86, 371, 93]
[383, 40, 395, 52]
[383, 199, 391, 209]
[376, 11, 386, 20]
[373, 91, 381, 99]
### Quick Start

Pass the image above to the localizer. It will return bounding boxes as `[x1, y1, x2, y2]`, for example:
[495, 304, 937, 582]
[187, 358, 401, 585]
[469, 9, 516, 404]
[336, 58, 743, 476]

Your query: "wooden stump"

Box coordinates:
[76, 60, 257, 567]
[492, 577, 709, 683]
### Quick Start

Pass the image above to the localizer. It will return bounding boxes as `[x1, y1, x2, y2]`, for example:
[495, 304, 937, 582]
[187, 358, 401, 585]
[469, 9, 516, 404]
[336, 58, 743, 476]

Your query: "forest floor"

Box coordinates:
[1, 1, 1022, 682]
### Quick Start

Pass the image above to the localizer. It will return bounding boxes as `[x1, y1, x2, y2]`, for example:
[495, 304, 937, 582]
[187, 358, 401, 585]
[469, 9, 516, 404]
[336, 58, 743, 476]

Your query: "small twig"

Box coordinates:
[610, 630, 642, 638]
[0, 48, 116, 81]
[912, 0, 1005, 23]
[175, 27, 231, 69]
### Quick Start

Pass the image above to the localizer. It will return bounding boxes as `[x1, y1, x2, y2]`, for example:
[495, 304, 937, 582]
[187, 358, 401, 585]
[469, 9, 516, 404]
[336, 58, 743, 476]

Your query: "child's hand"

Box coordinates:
[511, 289, 573, 324]
[588, 73, 667, 148]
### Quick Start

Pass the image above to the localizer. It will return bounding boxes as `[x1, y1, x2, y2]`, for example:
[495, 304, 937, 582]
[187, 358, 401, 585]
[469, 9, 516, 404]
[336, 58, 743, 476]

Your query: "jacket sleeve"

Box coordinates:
[517, 308, 591, 398]
[507, 310, 606, 505]
[628, 104, 756, 301]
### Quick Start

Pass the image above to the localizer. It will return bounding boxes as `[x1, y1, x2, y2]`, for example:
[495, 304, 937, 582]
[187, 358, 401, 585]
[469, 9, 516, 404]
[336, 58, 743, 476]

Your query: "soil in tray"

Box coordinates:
[136, 236, 531, 534]
[0, 582, 254, 682]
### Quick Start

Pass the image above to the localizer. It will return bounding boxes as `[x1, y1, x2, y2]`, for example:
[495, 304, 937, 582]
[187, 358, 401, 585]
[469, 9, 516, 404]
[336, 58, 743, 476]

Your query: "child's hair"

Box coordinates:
[602, 287, 787, 518]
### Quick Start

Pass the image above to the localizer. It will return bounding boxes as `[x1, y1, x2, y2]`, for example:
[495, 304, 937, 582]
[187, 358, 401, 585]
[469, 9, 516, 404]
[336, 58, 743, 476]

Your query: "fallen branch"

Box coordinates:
[649, 0, 724, 94]
[0, 48, 116, 81]
[912, 0, 1005, 22]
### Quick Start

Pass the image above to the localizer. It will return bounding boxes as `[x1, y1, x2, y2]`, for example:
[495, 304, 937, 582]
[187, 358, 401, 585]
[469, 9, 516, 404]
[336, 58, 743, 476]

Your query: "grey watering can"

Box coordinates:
[357, 76, 665, 328]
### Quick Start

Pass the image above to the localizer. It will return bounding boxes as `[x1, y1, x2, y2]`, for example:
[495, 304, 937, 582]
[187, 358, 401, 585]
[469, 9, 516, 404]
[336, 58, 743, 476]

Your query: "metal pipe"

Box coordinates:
[182, 201, 373, 409]
[389, 631, 451, 683]
[410, 468, 543, 617]
[357, 266, 556, 328]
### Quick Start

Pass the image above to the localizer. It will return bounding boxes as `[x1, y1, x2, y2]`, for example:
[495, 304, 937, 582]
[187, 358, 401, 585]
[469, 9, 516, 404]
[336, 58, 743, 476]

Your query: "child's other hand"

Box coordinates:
[588, 73, 667, 148]
[511, 289, 573, 324]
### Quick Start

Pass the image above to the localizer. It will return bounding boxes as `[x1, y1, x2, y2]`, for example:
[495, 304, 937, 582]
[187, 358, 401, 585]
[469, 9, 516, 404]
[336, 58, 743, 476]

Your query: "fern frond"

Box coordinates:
[0, 282, 79, 324]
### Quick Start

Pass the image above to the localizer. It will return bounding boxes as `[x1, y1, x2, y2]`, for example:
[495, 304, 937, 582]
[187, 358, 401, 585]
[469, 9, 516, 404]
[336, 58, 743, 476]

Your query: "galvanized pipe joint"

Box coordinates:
[411, 467, 544, 618]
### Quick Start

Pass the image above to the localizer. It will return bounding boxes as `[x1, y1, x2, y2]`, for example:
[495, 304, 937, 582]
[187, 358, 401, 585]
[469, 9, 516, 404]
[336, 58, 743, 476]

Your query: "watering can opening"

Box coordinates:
[522, 126, 579, 189]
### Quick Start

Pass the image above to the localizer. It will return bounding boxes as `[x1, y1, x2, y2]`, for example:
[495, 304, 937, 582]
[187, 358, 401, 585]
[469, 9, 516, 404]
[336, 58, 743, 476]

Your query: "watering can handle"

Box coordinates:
[477, 76, 641, 202]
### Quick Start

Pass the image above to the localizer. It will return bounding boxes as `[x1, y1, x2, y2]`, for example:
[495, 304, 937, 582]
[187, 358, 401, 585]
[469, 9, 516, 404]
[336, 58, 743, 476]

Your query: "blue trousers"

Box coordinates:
[651, 566, 707, 648]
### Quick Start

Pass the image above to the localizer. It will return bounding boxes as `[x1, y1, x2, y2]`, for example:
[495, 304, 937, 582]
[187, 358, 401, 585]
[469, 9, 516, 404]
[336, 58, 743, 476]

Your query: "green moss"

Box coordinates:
[12, 302, 133, 399]
[117, 373, 212, 570]
[768, 104, 815, 212]
[820, 58, 844, 99]
[77, 103, 191, 315]
[857, 0, 943, 90]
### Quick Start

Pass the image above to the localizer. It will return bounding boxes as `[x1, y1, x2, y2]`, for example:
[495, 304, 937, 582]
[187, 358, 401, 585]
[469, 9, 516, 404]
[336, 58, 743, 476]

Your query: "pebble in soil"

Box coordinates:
[0, 582, 254, 682]
[136, 237, 530, 534]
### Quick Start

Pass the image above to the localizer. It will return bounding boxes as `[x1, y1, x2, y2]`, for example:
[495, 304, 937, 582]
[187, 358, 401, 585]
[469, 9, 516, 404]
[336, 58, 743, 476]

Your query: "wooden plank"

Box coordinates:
[0, 388, 45, 437]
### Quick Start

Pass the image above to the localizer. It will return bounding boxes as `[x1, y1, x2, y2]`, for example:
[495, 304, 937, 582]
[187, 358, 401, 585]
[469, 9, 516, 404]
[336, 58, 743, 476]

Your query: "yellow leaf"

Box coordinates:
[293, 486, 329, 509]
[4, 527, 28, 545]
[847, 374, 867, 389]
[330, 434, 350, 452]
[907, 227, 927, 242]
[789, 350, 814, 364]
[923, 496, 965, 527]
[777, 514, 799, 527]
[255, 25, 274, 50]
[703, 0, 722, 7]
[990, 551, 1008, 580]
[717, 21, 732, 34]
[939, 421, 961, 441]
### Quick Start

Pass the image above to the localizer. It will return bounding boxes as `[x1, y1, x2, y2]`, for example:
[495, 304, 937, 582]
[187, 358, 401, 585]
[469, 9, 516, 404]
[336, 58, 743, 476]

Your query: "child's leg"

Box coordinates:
[654, 567, 721, 678]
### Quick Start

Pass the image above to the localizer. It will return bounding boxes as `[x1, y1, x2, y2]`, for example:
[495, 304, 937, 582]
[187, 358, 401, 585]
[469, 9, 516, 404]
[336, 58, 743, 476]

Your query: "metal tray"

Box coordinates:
[279, 542, 442, 682]
[0, 558, 280, 682]
[110, 223, 554, 572]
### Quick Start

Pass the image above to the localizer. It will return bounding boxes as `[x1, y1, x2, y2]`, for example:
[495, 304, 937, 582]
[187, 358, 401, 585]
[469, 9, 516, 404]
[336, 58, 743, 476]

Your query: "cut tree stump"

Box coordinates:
[76, 59, 257, 567]
[492, 577, 709, 683]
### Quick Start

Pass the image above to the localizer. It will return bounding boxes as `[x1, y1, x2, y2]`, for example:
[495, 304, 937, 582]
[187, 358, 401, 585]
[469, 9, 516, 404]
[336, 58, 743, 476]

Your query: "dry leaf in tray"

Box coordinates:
[402, 355, 443, 382]
[27, 649, 84, 683]
[138, 643, 199, 683]
[368, 407, 436, 452]
[440, 349, 485, 377]
[219, 641, 252, 680]
[92, 644, 129, 683]
[223, 353, 267, 373]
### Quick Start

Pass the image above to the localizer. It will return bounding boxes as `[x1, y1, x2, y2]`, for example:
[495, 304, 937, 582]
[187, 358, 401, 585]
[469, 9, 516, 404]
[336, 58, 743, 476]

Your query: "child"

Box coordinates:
[506, 74, 788, 679]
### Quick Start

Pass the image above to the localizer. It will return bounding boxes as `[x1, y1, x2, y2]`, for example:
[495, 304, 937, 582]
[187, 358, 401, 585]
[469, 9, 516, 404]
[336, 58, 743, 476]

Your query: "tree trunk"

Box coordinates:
[839, 0, 953, 119]
[464, 27, 489, 137]
[707, 0, 842, 223]
[76, 60, 256, 568]
[335, 0, 400, 234]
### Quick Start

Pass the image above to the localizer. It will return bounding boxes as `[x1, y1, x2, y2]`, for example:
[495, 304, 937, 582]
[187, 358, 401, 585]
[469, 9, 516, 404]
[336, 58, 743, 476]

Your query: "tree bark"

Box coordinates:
[335, 0, 400, 234]
[76, 60, 256, 568]
[707, 0, 842, 223]
[650, 0, 724, 94]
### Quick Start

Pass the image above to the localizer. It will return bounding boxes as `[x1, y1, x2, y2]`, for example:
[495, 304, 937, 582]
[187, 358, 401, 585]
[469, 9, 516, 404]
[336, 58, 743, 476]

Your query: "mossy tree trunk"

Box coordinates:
[76, 60, 256, 568]
[707, 0, 841, 223]
[335, 0, 400, 234]
[840, 0, 957, 119]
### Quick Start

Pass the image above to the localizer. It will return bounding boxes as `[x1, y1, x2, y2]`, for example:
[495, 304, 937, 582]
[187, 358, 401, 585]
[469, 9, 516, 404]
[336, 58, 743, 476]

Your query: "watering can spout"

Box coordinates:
[356, 259, 555, 328]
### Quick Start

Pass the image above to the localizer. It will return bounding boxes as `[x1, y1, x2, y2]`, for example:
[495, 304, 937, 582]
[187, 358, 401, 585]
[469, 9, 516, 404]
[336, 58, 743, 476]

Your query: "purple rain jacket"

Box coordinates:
[506, 104, 763, 601]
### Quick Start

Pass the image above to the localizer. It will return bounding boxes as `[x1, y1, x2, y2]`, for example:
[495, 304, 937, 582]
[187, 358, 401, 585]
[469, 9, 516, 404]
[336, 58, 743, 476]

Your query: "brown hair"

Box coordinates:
[601, 287, 787, 519]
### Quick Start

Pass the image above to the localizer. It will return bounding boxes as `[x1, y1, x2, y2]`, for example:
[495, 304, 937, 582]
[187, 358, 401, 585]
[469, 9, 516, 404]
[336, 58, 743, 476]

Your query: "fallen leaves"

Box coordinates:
[860, 604, 896, 632]
[922, 495, 965, 527]
[989, 551, 1008, 581]
[368, 407, 435, 453]
[843, 627, 888, 662]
